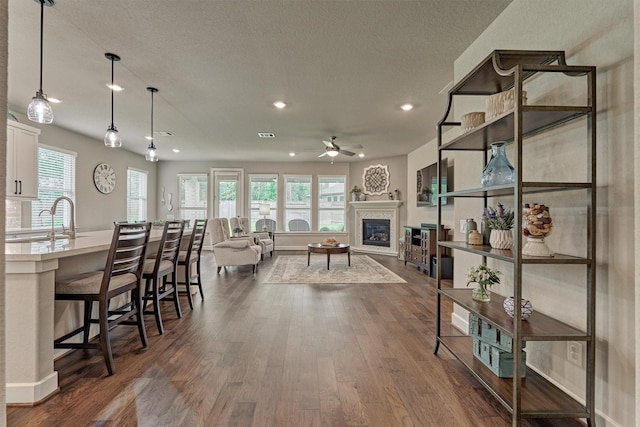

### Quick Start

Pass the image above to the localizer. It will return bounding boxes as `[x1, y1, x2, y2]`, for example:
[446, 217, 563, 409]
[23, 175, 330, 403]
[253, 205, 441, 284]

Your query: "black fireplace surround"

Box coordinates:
[362, 219, 391, 248]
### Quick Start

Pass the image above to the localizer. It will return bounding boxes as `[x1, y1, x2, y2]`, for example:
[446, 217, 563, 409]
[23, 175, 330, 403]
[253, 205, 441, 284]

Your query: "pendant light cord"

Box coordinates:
[110, 57, 115, 127]
[38, 0, 44, 93]
[150, 90, 154, 147]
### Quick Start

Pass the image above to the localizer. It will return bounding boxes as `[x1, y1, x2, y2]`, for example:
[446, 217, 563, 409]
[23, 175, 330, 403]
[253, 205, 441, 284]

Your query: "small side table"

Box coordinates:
[307, 243, 351, 270]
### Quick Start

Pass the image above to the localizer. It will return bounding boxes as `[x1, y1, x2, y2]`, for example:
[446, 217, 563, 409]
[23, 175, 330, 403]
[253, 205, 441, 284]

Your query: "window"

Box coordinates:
[249, 174, 277, 231]
[31, 145, 76, 230]
[284, 175, 311, 231]
[127, 168, 148, 222]
[179, 174, 208, 226]
[318, 176, 346, 232]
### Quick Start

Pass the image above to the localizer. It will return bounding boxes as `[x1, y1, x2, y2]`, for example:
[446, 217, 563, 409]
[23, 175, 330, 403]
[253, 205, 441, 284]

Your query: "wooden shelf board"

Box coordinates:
[438, 241, 591, 265]
[449, 50, 566, 95]
[440, 107, 590, 152]
[439, 288, 588, 340]
[439, 336, 589, 417]
[440, 182, 592, 199]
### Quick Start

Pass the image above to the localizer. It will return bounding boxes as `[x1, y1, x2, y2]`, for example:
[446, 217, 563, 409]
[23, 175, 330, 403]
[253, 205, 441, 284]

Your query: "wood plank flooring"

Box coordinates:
[7, 252, 584, 426]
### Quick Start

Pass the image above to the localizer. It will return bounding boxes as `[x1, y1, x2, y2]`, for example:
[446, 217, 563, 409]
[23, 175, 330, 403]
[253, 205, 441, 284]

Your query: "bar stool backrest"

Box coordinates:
[184, 219, 208, 264]
[102, 222, 152, 296]
[151, 220, 186, 271]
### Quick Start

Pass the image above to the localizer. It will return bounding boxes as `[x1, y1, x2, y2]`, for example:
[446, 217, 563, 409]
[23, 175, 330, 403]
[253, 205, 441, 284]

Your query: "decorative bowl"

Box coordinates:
[503, 296, 533, 319]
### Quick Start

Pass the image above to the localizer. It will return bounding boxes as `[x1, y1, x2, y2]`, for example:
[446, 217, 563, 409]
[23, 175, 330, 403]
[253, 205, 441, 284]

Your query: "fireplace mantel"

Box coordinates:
[351, 200, 403, 256]
[349, 200, 403, 209]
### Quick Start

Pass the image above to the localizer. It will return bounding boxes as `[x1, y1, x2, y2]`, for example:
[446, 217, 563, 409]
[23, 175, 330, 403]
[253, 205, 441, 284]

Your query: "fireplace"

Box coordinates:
[350, 200, 402, 256]
[362, 219, 391, 248]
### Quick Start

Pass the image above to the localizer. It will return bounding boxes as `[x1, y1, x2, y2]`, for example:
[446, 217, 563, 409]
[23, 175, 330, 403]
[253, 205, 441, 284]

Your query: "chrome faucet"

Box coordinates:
[50, 196, 76, 239]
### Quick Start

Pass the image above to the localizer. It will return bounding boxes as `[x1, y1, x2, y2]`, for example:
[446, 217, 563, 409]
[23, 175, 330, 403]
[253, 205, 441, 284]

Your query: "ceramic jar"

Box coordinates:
[489, 229, 513, 250]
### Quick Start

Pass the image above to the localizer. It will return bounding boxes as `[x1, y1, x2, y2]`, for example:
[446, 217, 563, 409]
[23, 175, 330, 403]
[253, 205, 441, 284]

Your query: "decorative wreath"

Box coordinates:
[362, 164, 390, 195]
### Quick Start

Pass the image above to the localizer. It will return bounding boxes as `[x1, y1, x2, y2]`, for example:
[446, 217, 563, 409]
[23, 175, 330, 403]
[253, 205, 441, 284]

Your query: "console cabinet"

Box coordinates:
[6, 120, 39, 200]
[403, 224, 449, 276]
[434, 51, 596, 426]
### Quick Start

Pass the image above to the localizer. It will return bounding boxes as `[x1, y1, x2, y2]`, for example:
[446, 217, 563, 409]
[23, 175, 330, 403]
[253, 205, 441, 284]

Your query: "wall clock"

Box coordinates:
[93, 163, 116, 194]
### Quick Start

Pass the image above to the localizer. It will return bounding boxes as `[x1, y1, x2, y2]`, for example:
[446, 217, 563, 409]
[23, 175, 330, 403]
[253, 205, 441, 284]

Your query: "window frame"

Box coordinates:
[283, 174, 312, 232]
[178, 173, 208, 225]
[127, 167, 148, 222]
[31, 144, 77, 230]
[317, 175, 347, 233]
[248, 174, 278, 232]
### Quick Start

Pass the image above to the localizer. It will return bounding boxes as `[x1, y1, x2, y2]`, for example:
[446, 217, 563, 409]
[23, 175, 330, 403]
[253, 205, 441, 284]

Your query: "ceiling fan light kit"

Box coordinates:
[104, 53, 122, 148]
[27, 0, 55, 124]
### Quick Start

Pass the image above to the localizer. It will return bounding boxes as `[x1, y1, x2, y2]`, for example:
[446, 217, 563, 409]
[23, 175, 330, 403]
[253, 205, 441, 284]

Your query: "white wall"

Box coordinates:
[405, 1, 634, 425]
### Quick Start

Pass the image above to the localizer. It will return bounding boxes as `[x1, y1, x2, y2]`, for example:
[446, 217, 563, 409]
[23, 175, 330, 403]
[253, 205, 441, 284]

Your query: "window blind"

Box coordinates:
[32, 146, 76, 229]
[127, 168, 148, 222]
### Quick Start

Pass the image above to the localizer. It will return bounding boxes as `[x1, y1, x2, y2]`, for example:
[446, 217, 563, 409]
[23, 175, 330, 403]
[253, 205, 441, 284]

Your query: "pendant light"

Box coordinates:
[145, 87, 159, 162]
[104, 53, 122, 147]
[27, 0, 55, 124]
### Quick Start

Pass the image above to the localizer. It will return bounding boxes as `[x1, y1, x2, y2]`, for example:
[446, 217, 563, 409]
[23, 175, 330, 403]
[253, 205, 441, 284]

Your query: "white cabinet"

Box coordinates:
[6, 120, 40, 199]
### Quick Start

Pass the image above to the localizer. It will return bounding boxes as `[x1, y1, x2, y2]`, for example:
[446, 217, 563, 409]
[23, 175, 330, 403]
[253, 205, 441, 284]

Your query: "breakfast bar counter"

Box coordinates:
[4, 228, 173, 404]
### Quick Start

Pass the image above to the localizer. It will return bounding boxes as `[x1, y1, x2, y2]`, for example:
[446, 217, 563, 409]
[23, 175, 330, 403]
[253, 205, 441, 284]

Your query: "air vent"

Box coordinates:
[258, 132, 276, 138]
[155, 131, 175, 137]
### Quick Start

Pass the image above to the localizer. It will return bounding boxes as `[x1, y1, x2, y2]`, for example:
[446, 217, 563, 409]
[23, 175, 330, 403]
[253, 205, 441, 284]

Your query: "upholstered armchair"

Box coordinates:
[208, 218, 262, 273]
[229, 217, 274, 259]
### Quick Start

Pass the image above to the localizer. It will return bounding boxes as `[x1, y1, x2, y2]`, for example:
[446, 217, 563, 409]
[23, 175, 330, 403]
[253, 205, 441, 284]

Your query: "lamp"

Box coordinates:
[104, 53, 122, 148]
[259, 203, 271, 231]
[27, 0, 55, 124]
[145, 87, 159, 162]
[327, 149, 339, 157]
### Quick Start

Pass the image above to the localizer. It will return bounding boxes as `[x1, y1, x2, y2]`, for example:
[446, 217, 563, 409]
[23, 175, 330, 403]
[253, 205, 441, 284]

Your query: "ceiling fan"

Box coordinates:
[318, 136, 362, 158]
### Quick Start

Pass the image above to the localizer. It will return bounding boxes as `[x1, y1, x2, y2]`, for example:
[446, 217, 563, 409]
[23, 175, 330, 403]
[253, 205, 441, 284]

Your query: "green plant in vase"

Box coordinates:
[466, 264, 501, 302]
[350, 185, 362, 201]
[483, 202, 514, 249]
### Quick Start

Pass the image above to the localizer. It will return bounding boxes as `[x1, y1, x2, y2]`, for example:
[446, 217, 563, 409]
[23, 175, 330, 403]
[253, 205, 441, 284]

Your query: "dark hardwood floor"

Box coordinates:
[7, 251, 584, 426]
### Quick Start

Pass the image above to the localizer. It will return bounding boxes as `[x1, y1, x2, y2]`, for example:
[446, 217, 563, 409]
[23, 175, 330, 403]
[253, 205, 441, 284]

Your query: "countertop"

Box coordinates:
[5, 228, 174, 261]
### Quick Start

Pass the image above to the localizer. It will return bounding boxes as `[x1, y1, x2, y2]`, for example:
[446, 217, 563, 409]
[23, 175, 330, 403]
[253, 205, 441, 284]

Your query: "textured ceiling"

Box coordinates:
[7, 0, 511, 162]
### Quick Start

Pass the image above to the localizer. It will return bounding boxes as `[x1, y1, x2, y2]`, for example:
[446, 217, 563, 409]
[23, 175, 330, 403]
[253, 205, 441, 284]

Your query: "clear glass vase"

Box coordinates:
[471, 284, 491, 302]
[481, 141, 515, 187]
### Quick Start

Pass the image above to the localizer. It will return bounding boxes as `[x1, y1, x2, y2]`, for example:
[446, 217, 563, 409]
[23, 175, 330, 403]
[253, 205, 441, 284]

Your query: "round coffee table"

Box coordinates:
[307, 243, 351, 270]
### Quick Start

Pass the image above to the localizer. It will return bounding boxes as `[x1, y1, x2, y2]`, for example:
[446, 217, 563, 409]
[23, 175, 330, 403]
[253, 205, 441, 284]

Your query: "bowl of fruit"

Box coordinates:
[522, 203, 554, 257]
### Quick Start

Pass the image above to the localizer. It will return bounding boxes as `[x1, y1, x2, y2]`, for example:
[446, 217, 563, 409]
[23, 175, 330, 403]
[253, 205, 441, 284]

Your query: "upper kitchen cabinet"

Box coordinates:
[6, 120, 40, 200]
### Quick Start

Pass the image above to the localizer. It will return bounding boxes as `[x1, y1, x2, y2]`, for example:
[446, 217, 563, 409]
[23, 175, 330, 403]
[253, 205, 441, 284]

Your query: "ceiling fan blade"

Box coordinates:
[339, 149, 356, 156]
[322, 139, 336, 148]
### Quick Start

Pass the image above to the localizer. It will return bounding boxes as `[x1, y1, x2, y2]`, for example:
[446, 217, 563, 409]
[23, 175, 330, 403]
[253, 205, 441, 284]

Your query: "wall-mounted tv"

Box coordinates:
[417, 158, 452, 207]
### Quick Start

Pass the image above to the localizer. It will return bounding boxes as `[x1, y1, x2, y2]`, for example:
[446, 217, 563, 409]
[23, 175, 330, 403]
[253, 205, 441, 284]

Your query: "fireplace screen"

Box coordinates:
[362, 219, 391, 248]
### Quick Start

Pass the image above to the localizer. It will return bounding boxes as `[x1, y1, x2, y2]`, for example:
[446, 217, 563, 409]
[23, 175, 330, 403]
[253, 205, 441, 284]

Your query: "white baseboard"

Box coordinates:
[6, 371, 59, 405]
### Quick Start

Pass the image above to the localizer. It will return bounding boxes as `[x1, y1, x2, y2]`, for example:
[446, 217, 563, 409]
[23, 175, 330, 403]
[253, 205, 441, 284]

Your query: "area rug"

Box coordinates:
[263, 255, 406, 284]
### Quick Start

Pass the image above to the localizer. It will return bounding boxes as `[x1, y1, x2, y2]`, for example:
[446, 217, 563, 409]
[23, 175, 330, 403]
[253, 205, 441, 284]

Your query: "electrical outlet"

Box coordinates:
[460, 219, 467, 233]
[567, 341, 584, 367]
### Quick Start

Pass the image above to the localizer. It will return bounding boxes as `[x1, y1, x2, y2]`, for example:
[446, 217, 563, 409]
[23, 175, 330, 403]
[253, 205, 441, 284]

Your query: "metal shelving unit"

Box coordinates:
[433, 50, 596, 426]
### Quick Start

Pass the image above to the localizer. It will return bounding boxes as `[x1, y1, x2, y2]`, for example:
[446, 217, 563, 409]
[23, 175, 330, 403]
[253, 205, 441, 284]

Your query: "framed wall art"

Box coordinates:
[362, 164, 390, 195]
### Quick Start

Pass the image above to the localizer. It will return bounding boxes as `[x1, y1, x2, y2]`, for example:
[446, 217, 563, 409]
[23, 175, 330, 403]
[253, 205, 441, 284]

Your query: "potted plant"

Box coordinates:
[483, 202, 514, 249]
[350, 185, 362, 201]
[420, 187, 432, 202]
[466, 264, 501, 302]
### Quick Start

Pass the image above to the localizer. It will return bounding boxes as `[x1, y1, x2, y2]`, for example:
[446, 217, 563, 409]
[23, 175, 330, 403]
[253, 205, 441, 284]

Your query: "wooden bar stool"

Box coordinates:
[54, 222, 152, 375]
[142, 220, 185, 334]
[174, 219, 207, 309]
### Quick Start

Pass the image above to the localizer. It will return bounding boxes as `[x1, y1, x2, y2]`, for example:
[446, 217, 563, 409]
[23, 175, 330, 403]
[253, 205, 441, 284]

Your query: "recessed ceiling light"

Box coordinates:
[48, 97, 62, 103]
[359, 153, 365, 158]
[145, 135, 153, 140]
[106, 83, 124, 91]
[273, 101, 286, 109]
[289, 152, 295, 157]
[172, 148, 180, 153]
[401, 104, 413, 111]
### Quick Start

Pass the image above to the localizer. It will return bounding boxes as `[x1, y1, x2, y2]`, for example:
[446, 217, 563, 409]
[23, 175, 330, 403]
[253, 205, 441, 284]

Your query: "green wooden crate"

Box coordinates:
[469, 313, 525, 352]
[472, 337, 527, 378]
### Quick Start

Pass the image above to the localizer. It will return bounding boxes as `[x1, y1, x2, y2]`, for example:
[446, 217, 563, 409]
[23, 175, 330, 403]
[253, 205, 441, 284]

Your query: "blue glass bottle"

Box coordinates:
[481, 141, 514, 187]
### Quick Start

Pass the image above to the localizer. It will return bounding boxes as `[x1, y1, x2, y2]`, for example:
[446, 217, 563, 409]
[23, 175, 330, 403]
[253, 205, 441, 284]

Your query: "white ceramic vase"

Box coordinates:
[503, 296, 534, 320]
[489, 229, 513, 250]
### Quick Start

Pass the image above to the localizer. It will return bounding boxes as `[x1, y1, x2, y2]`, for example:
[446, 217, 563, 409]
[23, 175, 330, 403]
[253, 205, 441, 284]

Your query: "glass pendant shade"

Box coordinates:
[28, 0, 54, 124]
[27, 91, 53, 124]
[327, 149, 339, 157]
[146, 87, 159, 162]
[146, 142, 158, 162]
[104, 53, 122, 147]
[104, 125, 122, 148]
